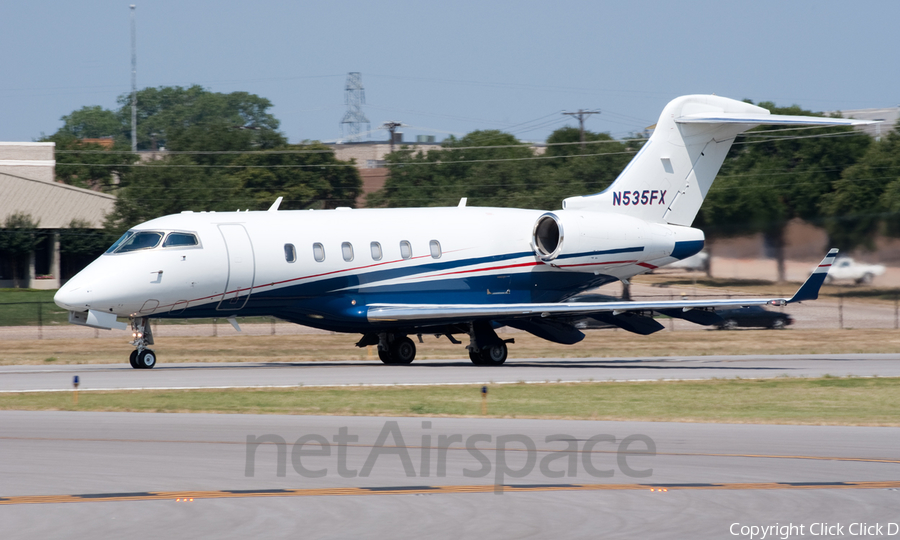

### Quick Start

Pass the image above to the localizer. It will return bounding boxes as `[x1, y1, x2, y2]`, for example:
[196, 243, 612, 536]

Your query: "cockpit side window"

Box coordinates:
[115, 231, 164, 253]
[163, 232, 200, 248]
[105, 231, 134, 254]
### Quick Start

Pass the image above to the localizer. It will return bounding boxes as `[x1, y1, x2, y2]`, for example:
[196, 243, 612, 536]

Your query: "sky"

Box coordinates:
[1, 0, 898, 145]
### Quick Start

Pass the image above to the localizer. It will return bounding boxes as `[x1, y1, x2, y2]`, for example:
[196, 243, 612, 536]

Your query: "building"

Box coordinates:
[0, 142, 115, 289]
[839, 107, 900, 140]
[329, 138, 444, 206]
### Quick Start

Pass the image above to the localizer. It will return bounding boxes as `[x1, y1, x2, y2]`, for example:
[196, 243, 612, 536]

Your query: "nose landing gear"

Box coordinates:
[129, 317, 157, 369]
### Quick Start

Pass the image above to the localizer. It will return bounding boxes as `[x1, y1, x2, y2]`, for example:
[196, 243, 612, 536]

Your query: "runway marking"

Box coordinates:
[3, 481, 900, 505]
[0, 378, 735, 394]
[5, 373, 896, 394]
[2, 436, 899, 465]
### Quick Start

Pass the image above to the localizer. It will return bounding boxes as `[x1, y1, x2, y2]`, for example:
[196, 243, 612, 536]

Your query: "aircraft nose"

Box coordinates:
[54, 285, 90, 312]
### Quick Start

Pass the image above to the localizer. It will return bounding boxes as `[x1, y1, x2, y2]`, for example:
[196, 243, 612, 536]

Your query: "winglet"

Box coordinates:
[267, 197, 283, 212]
[787, 249, 839, 303]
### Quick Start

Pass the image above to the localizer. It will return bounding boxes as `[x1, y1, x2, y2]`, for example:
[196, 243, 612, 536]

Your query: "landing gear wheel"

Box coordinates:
[476, 343, 508, 366]
[378, 349, 392, 363]
[129, 350, 139, 369]
[722, 319, 738, 330]
[389, 337, 416, 364]
[136, 349, 157, 369]
[468, 350, 484, 365]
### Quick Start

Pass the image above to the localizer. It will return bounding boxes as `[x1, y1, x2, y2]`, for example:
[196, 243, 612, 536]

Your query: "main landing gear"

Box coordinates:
[466, 322, 511, 366]
[468, 342, 508, 366]
[129, 317, 157, 369]
[357, 323, 513, 366]
[376, 334, 417, 365]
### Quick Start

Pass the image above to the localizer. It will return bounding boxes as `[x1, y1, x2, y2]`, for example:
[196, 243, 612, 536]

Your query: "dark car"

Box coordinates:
[715, 306, 793, 330]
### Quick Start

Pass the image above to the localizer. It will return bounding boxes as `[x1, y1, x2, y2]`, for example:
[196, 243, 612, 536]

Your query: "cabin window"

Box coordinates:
[114, 231, 164, 253]
[284, 243, 296, 263]
[429, 240, 442, 259]
[163, 232, 199, 248]
[399, 240, 412, 260]
[370, 242, 383, 261]
[313, 243, 325, 262]
[342, 242, 354, 262]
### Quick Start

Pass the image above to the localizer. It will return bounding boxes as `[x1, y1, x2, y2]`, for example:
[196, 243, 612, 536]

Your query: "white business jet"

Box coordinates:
[54, 95, 866, 368]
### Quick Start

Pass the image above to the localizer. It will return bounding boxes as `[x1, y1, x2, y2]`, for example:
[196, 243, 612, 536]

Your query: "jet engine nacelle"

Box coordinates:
[531, 210, 703, 270]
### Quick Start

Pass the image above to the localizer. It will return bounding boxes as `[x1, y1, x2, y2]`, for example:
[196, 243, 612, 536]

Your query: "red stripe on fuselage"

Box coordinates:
[556, 260, 638, 269]
[421, 261, 543, 279]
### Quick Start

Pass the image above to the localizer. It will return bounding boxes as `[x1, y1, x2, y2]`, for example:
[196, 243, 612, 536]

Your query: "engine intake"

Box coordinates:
[532, 213, 563, 261]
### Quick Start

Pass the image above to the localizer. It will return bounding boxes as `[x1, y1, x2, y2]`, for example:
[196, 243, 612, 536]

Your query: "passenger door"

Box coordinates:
[217, 224, 255, 311]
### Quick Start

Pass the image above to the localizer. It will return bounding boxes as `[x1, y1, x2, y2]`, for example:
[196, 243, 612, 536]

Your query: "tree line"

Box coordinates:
[373, 102, 899, 281]
[3, 88, 899, 285]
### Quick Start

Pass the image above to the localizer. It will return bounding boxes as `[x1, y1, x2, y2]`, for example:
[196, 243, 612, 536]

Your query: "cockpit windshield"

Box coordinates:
[105, 230, 200, 254]
[114, 231, 164, 253]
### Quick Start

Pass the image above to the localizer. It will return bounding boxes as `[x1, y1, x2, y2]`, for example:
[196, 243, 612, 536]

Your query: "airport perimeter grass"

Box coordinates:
[4, 377, 900, 426]
[3, 328, 900, 366]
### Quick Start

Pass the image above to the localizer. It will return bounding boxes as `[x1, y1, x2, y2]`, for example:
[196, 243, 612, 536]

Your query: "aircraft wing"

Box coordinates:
[367, 249, 837, 324]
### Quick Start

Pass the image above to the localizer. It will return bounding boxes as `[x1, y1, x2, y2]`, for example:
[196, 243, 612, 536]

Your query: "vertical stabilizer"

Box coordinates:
[562, 95, 871, 226]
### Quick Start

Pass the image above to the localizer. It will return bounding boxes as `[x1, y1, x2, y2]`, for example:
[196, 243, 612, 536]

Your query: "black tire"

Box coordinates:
[136, 349, 157, 369]
[859, 272, 874, 285]
[388, 337, 416, 364]
[468, 349, 484, 365]
[478, 343, 508, 366]
[722, 319, 738, 330]
[129, 350, 140, 369]
[377, 348, 393, 364]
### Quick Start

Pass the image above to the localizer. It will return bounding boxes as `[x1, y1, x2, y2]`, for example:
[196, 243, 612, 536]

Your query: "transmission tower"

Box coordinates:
[340, 72, 370, 142]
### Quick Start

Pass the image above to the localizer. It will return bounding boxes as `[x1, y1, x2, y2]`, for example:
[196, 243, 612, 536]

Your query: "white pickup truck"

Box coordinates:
[825, 257, 886, 284]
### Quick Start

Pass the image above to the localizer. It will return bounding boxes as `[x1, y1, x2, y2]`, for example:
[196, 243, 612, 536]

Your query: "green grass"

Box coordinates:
[0, 289, 275, 326]
[0, 289, 69, 326]
[6, 377, 900, 425]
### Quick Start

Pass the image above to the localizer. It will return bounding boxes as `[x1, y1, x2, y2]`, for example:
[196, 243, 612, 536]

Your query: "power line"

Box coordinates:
[130, 5, 137, 153]
[57, 150, 637, 169]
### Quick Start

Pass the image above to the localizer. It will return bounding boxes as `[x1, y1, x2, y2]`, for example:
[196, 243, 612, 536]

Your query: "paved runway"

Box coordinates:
[2, 353, 899, 393]
[1, 411, 898, 539]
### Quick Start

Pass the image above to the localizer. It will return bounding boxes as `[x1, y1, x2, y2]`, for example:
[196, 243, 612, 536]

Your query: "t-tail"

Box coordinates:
[562, 95, 873, 226]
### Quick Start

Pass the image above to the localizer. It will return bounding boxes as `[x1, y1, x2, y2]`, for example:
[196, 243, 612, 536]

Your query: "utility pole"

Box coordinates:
[130, 5, 137, 153]
[562, 109, 600, 151]
[380, 121, 403, 153]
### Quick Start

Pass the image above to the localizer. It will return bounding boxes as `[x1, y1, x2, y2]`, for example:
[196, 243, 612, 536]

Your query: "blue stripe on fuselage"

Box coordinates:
[671, 240, 704, 260]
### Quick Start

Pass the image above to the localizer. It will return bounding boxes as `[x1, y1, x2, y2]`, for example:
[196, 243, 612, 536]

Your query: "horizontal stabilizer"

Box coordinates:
[676, 113, 875, 126]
